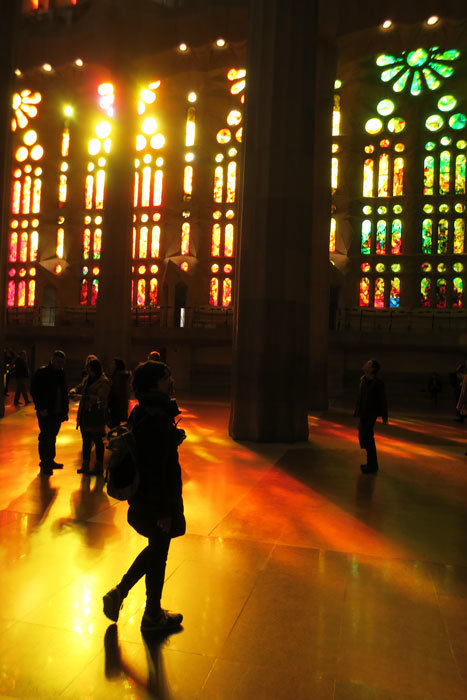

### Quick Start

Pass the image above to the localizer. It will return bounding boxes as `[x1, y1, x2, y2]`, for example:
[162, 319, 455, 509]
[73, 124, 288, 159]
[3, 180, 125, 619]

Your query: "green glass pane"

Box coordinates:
[455, 202, 465, 212]
[438, 95, 457, 112]
[420, 278, 431, 307]
[377, 99, 395, 116]
[424, 204, 434, 213]
[393, 205, 403, 213]
[410, 70, 422, 95]
[453, 262, 464, 272]
[455, 155, 466, 194]
[393, 69, 410, 92]
[361, 220, 372, 254]
[422, 219, 432, 254]
[424, 156, 434, 195]
[441, 136, 452, 145]
[388, 117, 406, 133]
[381, 65, 405, 82]
[429, 62, 455, 78]
[439, 203, 450, 212]
[425, 142, 436, 150]
[377, 54, 399, 67]
[438, 219, 448, 254]
[365, 118, 383, 134]
[449, 113, 467, 130]
[376, 263, 385, 272]
[407, 49, 428, 67]
[437, 263, 447, 272]
[423, 68, 441, 91]
[362, 205, 372, 215]
[421, 263, 432, 272]
[377, 206, 388, 214]
[391, 219, 402, 254]
[425, 114, 444, 131]
[456, 140, 467, 149]
[391, 263, 401, 272]
[434, 49, 460, 61]
[436, 279, 447, 310]
[439, 151, 451, 194]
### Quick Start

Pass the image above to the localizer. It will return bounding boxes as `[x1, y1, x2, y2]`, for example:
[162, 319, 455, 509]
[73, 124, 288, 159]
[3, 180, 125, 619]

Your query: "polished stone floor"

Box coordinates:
[0, 395, 466, 699]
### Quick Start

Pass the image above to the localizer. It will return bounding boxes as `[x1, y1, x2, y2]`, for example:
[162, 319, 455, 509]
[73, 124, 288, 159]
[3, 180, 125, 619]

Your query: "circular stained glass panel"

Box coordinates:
[455, 203, 465, 213]
[391, 263, 401, 272]
[388, 117, 406, 133]
[361, 262, 371, 272]
[362, 206, 372, 215]
[456, 140, 467, 149]
[439, 204, 450, 212]
[440, 136, 452, 146]
[365, 145, 375, 153]
[423, 204, 434, 213]
[377, 99, 395, 116]
[407, 48, 428, 67]
[377, 206, 387, 215]
[438, 95, 457, 112]
[437, 263, 447, 272]
[421, 262, 432, 272]
[394, 143, 405, 152]
[453, 262, 464, 272]
[380, 139, 391, 148]
[425, 142, 436, 151]
[449, 113, 467, 130]
[393, 205, 403, 213]
[365, 118, 383, 134]
[376, 263, 385, 272]
[425, 115, 444, 131]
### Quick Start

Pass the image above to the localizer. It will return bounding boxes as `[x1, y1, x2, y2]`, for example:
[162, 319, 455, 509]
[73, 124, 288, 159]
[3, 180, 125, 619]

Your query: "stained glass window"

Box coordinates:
[452, 277, 463, 307]
[376, 220, 386, 254]
[391, 219, 402, 254]
[378, 154, 389, 196]
[422, 219, 433, 254]
[437, 219, 448, 254]
[436, 278, 447, 308]
[374, 278, 385, 307]
[455, 154, 466, 194]
[454, 218, 464, 253]
[439, 151, 451, 194]
[361, 220, 372, 254]
[390, 277, 400, 307]
[359, 277, 370, 306]
[329, 218, 336, 252]
[210, 277, 219, 306]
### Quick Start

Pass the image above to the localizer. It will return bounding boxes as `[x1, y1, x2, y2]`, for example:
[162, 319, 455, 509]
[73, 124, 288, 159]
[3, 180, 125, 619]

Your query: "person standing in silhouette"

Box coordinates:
[354, 359, 388, 474]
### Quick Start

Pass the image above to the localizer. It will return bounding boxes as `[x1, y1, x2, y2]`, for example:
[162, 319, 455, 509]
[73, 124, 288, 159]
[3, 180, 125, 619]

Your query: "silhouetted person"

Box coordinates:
[454, 361, 466, 422]
[4, 348, 15, 395]
[354, 359, 388, 474]
[147, 350, 161, 362]
[108, 358, 131, 428]
[13, 350, 31, 406]
[428, 372, 441, 407]
[103, 361, 185, 633]
[31, 350, 69, 476]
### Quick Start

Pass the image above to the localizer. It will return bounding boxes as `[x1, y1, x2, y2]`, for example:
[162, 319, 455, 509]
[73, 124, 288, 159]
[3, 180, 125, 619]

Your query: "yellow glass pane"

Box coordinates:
[211, 224, 221, 257]
[61, 128, 70, 157]
[30, 231, 38, 261]
[139, 226, 148, 258]
[186, 107, 195, 147]
[151, 226, 161, 258]
[181, 222, 190, 255]
[224, 223, 234, 257]
[85, 175, 94, 209]
[226, 162, 236, 203]
[222, 277, 232, 307]
[21, 176, 31, 214]
[184, 166, 193, 198]
[210, 277, 219, 306]
[59, 174, 67, 203]
[95, 170, 105, 209]
[142, 166, 151, 207]
[153, 170, 163, 206]
[214, 166, 223, 203]
[56, 227, 65, 258]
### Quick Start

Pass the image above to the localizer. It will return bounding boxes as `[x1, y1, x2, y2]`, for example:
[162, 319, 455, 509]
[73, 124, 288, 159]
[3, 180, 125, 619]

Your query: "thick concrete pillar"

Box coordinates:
[229, 0, 320, 442]
[0, 0, 20, 418]
[94, 74, 135, 371]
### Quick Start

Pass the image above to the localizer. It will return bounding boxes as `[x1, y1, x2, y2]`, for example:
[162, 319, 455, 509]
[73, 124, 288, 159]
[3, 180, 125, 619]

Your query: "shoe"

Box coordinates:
[51, 461, 63, 469]
[141, 609, 183, 632]
[103, 587, 124, 622]
[77, 460, 90, 474]
[361, 464, 378, 474]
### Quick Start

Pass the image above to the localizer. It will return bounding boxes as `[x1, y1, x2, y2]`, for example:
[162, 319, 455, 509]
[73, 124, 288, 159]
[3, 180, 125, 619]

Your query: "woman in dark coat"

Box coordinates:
[102, 361, 186, 633]
[107, 358, 131, 428]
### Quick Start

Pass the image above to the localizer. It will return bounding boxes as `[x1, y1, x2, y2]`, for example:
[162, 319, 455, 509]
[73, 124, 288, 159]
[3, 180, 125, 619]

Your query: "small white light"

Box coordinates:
[216, 38, 226, 47]
[14, 68, 22, 77]
[427, 15, 439, 25]
[188, 92, 197, 103]
[185, 152, 194, 162]
[179, 43, 188, 52]
[42, 63, 52, 72]
[75, 58, 84, 67]
[64, 105, 73, 117]
[382, 19, 392, 29]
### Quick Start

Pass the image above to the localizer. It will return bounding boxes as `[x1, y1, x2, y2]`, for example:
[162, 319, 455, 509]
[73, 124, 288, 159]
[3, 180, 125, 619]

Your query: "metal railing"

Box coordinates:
[335, 308, 467, 333]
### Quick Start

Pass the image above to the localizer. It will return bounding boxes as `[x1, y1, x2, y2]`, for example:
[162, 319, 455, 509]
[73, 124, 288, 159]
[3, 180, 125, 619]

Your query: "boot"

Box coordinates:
[77, 459, 90, 474]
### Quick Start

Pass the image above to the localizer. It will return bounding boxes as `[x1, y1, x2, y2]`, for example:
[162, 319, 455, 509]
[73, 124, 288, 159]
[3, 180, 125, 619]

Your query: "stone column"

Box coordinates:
[0, 0, 20, 418]
[94, 73, 135, 371]
[230, 0, 324, 442]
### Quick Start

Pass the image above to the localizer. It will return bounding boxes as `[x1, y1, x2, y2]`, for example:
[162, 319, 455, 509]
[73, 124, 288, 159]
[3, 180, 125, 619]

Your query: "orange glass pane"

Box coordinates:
[22, 176, 31, 214]
[19, 232, 28, 262]
[330, 217, 336, 253]
[214, 166, 223, 203]
[153, 170, 163, 206]
[149, 278, 158, 306]
[83, 228, 91, 259]
[331, 157, 338, 191]
[226, 162, 236, 203]
[133, 171, 139, 207]
[95, 170, 105, 209]
[85, 174, 94, 209]
[211, 223, 221, 256]
[332, 95, 340, 136]
[359, 277, 370, 307]
[12, 180, 21, 214]
[139, 226, 148, 258]
[184, 166, 193, 198]
[7, 280, 15, 307]
[210, 277, 219, 306]
[222, 277, 232, 307]
[93, 229, 102, 259]
[224, 223, 234, 257]
[32, 178, 41, 213]
[393, 157, 404, 196]
[17, 280, 26, 307]
[61, 128, 70, 157]
[375, 277, 385, 308]
[56, 227, 64, 258]
[363, 159, 374, 197]
[91, 279, 99, 306]
[30, 231, 38, 261]
[27, 280, 35, 307]
[137, 278, 146, 306]
[9, 232, 18, 262]
[151, 225, 160, 257]
[80, 279, 88, 305]
[181, 222, 190, 255]
[132, 226, 136, 258]
[186, 107, 195, 147]
[378, 154, 389, 197]
[59, 174, 67, 203]
[142, 166, 151, 207]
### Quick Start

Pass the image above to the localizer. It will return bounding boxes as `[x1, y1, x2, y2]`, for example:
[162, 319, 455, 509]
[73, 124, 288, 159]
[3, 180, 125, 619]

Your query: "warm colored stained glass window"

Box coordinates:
[95, 170, 105, 209]
[390, 277, 400, 307]
[214, 166, 223, 203]
[153, 170, 163, 206]
[9, 233, 18, 262]
[59, 174, 67, 203]
[331, 157, 338, 191]
[184, 166, 193, 199]
[85, 175, 93, 209]
[455, 154, 466, 194]
[453, 277, 463, 307]
[436, 278, 447, 308]
[93, 229, 102, 260]
[181, 222, 190, 255]
[19, 232, 28, 262]
[437, 219, 448, 254]
[30, 231, 38, 261]
[28, 280, 35, 307]
[141, 166, 151, 207]
[439, 151, 451, 194]
[423, 155, 434, 195]
[359, 277, 370, 306]
[363, 159, 374, 197]
[226, 162, 236, 203]
[91, 279, 99, 306]
[453, 218, 464, 253]
[376, 220, 386, 254]
[17, 280, 26, 307]
[7, 280, 15, 307]
[83, 228, 91, 260]
[374, 278, 385, 308]
[12, 180, 21, 214]
[149, 278, 158, 306]
[212, 224, 221, 257]
[361, 220, 372, 254]
[139, 227, 148, 258]
[133, 172, 139, 207]
[332, 94, 341, 136]
[151, 226, 161, 258]
[329, 217, 336, 252]
[80, 279, 88, 305]
[186, 107, 196, 147]
[393, 157, 404, 196]
[22, 176, 31, 214]
[210, 277, 219, 306]
[56, 228, 65, 258]
[422, 219, 433, 254]
[378, 154, 389, 197]
[222, 278, 232, 307]
[137, 278, 146, 306]
[420, 277, 431, 306]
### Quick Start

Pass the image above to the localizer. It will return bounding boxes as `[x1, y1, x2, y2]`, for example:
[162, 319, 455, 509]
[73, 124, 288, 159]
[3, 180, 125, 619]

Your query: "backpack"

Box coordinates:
[105, 423, 141, 501]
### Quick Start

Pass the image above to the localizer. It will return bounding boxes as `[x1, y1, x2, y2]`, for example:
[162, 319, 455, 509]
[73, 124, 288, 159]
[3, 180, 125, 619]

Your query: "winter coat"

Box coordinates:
[14, 356, 29, 379]
[355, 375, 388, 421]
[75, 374, 111, 432]
[31, 363, 69, 419]
[108, 370, 131, 426]
[127, 391, 186, 539]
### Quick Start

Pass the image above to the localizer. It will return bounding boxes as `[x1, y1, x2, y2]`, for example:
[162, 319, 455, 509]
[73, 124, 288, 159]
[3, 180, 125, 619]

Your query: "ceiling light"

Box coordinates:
[42, 63, 52, 72]
[382, 19, 392, 29]
[426, 15, 439, 25]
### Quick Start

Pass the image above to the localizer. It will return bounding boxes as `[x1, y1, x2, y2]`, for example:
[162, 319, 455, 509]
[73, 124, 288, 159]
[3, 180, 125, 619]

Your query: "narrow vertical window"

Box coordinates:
[181, 222, 190, 255]
[12, 180, 21, 214]
[390, 278, 400, 308]
[424, 156, 434, 195]
[437, 219, 449, 254]
[185, 107, 196, 147]
[374, 278, 385, 308]
[151, 226, 160, 258]
[436, 278, 447, 308]
[56, 228, 65, 258]
[30, 231, 38, 261]
[331, 157, 338, 190]
[359, 277, 370, 307]
[183, 166, 193, 199]
[376, 220, 386, 254]
[80, 279, 88, 305]
[212, 224, 221, 256]
[153, 170, 163, 206]
[214, 166, 223, 203]
[210, 277, 219, 306]
[137, 279, 146, 306]
[133, 172, 140, 207]
[59, 174, 67, 204]
[454, 218, 464, 254]
[32, 178, 41, 214]
[332, 94, 340, 136]
[83, 228, 91, 260]
[452, 277, 463, 308]
[391, 219, 402, 254]
[363, 159, 374, 197]
[422, 219, 433, 254]
[9, 233, 18, 262]
[439, 151, 451, 194]
[455, 154, 466, 194]
[7, 280, 15, 307]
[19, 232, 28, 262]
[141, 166, 151, 207]
[224, 224, 234, 257]
[222, 278, 232, 307]
[95, 170, 105, 209]
[139, 227, 148, 258]
[17, 280, 26, 307]
[22, 176, 32, 214]
[392, 157, 404, 196]
[91, 278, 99, 306]
[329, 217, 336, 253]
[27, 280, 35, 307]
[149, 278, 158, 305]
[85, 175, 94, 209]
[361, 220, 372, 254]
[226, 162, 236, 203]
[93, 229, 102, 260]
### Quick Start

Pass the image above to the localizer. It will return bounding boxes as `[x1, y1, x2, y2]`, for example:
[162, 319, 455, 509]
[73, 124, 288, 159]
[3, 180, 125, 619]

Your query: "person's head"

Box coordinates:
[363, 359, 380, 377]
[51, 350, 66, 371]
[85, 354, 98, 367]
[111, 358, 126, 374]
[133, 361, 173, 398]
[147, 350, 161, 362]
[87, 358, 102, 378]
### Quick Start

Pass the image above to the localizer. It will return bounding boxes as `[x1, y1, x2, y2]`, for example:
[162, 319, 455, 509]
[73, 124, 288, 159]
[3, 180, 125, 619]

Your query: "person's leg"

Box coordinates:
[38, 414, 55, 466]
[14, 379, 21, 405]
[117, 544, 152, 597]
[20, 378, 30, 404]
[359, 418, 378, 471]
[78, 428, 92, 472]
[144, 532, 171, 616]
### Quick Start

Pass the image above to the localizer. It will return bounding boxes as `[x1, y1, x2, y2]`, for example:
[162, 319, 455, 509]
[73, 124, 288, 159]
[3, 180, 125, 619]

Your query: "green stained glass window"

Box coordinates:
[334, 79, 342, 89]
[388, 117, 406, 133]
[381, 65, 405, 82]
[421, 277, 431, 307]
[365, 118, 383, 134]
[391, 219, 402, 254]
[422, 68, 441, 91]
[439, 151, 451, 194]
[449, 113, 467, 130]
[434, 50, 460, 61]
[438, 95, 457, 112]
[425, 142, 436, 151]
[437, 263, 447, 272]
[453, 262, 464, 272]
[454, 219, 465, 253]
[377, 99, 395, 116]
[426, 114, 444, 131]
[377, 206, 388, 215]
[361, 220, 372, 254]
[421, 262, 432, 272]
[376, 220, 387, 254]
[393, 205, 403, 213]
[455, 202, 465, 213]
[430, 62, 455, 78]
[376, 263, 385, 272]
[393, 69, 411, 93]
[455, 155, 466, 194]
[453, 277, 463, 308]
[457, 140, 467, 149]
[440, 136, 452, 146]
[407, 49, 428, 67]
[391, 263, 401, 272]
[376, 55, 399, 67]
[437, 219, 449, 254]
[436, 278, 447, 308]
[424, 156, 434, 195]
[410, 71, 422, 95]
[422, 219, 433, 254]
[423, 204, 434, 213]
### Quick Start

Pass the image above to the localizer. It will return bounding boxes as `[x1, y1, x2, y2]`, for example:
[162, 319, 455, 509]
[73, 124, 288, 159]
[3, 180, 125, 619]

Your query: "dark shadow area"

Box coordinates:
[3, 475, 58, 531]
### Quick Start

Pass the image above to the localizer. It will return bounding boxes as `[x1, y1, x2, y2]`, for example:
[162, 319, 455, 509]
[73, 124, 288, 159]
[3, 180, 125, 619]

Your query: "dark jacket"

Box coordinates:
[127, 392, 185, 539]
[14, 356, 29, 379]
[31, 363, 69, 419]
[74, 374, 111, 432]
[355, 375, 388, 421]
[108, 370, 131, 426]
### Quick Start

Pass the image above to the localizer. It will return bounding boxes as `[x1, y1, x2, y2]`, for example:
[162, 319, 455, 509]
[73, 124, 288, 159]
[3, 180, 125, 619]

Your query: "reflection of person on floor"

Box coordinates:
[354, 359, 388, 474]
[31, 350, 69, 476]
[103, 361, 186, 633]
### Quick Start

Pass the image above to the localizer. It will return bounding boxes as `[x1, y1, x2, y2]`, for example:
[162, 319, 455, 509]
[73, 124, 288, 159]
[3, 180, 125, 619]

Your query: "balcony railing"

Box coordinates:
[335, 308, 467, 333]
